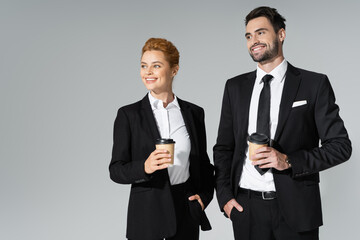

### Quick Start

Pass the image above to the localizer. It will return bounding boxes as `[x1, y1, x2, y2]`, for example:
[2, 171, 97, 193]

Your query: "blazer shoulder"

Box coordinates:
[287, 64, 331, 90]
[178, 98, 204, 114]
[226, 71, 256, 86]
[296, 67, 326, 78]
[117, 98, 143, 116]
[290, 64, 328, 80]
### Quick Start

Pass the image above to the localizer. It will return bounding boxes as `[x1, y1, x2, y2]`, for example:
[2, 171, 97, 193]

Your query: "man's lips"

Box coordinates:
[251, 44, 266, 53]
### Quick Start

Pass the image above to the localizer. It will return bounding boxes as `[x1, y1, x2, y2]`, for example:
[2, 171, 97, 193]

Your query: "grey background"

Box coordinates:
[1, 0, 359, 239]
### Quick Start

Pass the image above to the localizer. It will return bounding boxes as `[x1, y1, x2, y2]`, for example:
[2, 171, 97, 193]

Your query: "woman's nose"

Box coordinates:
[147, 68, 153, 75]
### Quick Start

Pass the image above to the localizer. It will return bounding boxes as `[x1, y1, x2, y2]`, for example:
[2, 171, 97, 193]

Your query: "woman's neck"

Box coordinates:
[150, 91, 175, 108]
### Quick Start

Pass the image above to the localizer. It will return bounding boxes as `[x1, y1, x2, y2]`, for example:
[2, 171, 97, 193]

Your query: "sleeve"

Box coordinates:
[109, 108, 152, 184]
[288, 75, 352, 178]
[213, 81, 236, 210]
[197, 108, 215, 209]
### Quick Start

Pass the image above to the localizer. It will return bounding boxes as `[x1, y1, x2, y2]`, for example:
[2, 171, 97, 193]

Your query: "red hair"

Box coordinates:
[142, 38, 180, 67]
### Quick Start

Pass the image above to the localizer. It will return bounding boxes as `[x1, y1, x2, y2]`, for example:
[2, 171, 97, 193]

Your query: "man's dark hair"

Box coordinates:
[245, 6, 286, 33]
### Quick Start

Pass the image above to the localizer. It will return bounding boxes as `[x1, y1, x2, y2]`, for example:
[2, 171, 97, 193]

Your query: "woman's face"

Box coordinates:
[140, 50, 178, 94]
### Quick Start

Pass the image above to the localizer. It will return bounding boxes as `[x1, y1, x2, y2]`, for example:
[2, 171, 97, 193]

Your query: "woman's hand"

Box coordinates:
[188, 194, 205, 211]
[144, 149, 172, 174]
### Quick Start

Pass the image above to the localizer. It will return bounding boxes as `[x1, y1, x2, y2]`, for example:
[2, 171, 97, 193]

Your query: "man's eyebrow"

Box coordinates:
[254, 28, 268, 33]
[245, 27, 269, 37]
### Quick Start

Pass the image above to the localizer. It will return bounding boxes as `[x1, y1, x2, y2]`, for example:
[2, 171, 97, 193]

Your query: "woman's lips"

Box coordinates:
[145, 77, 157, 82]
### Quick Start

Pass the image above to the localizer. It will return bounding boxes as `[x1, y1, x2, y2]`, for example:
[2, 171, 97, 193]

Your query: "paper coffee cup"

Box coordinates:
[248, 133, 269, 161]
[155, 138, 175, 165]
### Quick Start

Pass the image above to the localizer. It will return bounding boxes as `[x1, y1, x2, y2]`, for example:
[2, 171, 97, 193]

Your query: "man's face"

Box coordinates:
[245, 17, 284, 63]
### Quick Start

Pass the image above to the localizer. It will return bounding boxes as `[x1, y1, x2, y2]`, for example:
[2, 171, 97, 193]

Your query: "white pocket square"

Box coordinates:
[292, 100, 307, 108]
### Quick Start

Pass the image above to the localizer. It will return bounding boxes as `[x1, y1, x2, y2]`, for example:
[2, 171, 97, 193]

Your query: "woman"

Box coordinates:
[109, 38, 214, 240]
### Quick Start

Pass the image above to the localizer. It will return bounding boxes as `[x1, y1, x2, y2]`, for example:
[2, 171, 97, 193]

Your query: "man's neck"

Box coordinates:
[258, 55, 285, 73]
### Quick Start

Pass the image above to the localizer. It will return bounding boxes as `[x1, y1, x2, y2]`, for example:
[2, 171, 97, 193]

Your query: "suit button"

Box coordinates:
[135, 179, 145, 183]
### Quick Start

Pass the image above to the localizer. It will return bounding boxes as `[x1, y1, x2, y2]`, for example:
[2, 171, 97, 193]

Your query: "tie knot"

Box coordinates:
[262, 74, 273, 84]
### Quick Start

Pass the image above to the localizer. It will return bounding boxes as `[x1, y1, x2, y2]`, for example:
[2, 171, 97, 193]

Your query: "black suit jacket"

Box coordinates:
[109, 95, 214, 239]
[213, 63, 352, 232]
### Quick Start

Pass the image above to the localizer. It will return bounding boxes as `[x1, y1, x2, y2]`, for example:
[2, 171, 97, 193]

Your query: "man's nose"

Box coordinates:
[252, 35, 260, 45]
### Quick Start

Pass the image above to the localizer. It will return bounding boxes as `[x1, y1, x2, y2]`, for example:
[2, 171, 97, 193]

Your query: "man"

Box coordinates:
[213, 6, 352, 240]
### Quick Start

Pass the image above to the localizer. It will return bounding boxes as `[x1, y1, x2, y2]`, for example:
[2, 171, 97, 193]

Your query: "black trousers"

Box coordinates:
[230, 188, 319, 240]
[129, 181, 200, 240]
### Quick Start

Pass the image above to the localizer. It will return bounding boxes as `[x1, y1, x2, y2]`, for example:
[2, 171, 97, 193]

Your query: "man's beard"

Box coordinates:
[249, 39, 279, 63]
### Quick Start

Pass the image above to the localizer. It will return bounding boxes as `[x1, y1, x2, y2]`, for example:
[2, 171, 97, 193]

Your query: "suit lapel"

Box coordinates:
[177, 98, 198, 156]
[141, 94, 171, 181]
[274, 63, 301, 141]
[140, 95, 161, 141]
[240, 71, 257, 137]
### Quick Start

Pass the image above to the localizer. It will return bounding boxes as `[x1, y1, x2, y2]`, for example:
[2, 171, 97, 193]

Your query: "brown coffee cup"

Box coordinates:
[155, 138, 175, 165]
[248, 133, 269, 161]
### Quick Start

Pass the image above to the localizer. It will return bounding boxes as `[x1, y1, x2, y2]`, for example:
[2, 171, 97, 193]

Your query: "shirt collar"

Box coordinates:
[256, 59, 288, 84]
[148, 92, 180, 110]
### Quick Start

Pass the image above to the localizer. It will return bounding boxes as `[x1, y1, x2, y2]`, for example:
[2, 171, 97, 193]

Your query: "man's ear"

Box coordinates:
[278, 28, 286, 43]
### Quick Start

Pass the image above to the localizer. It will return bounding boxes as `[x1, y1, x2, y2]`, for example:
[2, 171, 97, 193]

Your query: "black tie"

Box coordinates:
[255, 74, 273, 175]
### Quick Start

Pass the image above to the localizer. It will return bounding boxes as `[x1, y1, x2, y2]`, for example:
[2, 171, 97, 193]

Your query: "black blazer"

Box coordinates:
[109, 95, 214, 239]
[213, 63, 352, 232]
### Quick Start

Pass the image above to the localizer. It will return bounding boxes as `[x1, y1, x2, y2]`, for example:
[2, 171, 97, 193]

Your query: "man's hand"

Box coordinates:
[250, 146, 290, 171]
[223, 199, 243, 218]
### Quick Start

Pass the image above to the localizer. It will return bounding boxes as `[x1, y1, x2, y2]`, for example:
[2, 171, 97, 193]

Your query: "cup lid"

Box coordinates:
[156, 138, 175, 144]
[247, 133, 269, 144]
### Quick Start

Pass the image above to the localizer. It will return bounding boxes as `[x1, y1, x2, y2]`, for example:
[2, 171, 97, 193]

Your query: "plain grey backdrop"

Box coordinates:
[1, 0, 359, 239]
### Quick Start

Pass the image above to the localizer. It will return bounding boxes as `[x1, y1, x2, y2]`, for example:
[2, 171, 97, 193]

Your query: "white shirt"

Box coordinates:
[148, 92, 191, 185]
[239, 60, 288, 192]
